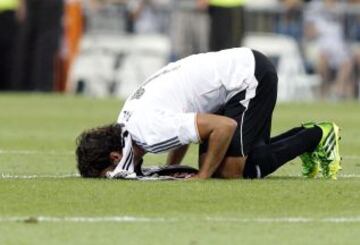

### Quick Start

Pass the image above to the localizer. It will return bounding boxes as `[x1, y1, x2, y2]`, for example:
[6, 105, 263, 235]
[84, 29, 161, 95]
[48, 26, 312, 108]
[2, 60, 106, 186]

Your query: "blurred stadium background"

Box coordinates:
[0, 0, 359, 101]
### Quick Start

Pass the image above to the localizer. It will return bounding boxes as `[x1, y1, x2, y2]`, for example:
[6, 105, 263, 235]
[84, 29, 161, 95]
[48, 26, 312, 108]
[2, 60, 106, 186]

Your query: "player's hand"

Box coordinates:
[186, 174, 207, 180]
[173, 172, 196, 178]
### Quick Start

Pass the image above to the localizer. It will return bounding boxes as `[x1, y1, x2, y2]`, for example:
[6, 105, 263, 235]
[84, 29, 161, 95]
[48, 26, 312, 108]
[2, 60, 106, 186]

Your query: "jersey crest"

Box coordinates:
[131, 87, 145, 100]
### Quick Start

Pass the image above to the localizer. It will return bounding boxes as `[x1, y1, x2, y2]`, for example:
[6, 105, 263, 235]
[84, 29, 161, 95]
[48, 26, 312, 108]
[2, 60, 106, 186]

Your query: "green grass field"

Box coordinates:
[1, 93, 360, 245]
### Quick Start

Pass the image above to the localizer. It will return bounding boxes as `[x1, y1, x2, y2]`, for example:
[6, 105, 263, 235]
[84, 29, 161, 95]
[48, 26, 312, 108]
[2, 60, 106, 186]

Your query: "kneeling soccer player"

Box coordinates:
[76, 47, 342, 180]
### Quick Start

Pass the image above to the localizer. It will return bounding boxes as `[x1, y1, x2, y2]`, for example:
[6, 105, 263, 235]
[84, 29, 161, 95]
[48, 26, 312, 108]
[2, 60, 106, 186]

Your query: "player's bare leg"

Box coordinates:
[317, 53, 332, 97]
[334, 59, 354, 98]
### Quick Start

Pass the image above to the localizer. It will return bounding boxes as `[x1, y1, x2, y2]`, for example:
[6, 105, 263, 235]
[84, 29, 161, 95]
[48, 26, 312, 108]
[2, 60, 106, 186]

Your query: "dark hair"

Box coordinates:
[76, 123, 123, 178]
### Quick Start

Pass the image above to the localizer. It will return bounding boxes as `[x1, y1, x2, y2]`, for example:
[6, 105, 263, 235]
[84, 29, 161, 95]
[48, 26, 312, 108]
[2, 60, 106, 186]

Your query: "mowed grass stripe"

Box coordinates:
[1, 149, 359, 160]
[1, 216, 360, 224]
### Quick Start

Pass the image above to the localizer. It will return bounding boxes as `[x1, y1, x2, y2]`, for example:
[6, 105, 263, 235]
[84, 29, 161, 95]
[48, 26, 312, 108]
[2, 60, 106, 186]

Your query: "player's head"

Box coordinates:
[76, 123, 124, 178]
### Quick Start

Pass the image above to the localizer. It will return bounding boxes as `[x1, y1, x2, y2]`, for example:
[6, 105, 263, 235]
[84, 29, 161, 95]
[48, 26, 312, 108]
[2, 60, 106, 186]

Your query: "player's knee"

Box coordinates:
[224, 118, 238, 132]
[243, 146, 277, 179]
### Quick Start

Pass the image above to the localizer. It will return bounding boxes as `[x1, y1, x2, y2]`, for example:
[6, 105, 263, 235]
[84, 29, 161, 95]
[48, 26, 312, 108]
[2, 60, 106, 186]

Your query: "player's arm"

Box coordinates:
[166, 145, 189, 165]
[193, 114, 237, 179]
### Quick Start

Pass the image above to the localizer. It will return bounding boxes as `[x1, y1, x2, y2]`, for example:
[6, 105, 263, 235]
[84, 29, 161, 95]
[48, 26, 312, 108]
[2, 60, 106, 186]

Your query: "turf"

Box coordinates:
[1, 93, 360, 245]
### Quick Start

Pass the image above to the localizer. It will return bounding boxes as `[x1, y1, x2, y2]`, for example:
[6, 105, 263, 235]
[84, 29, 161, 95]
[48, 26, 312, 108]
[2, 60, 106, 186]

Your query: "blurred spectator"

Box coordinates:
[55, 0, 84, 92]
[12, 0, 64, 91]
[0, 0, 18, 90]
[347, 0, 360, 41]
[126, 0, 169, 34]
[205, 0, 246, 51]
[275, 0, 304, 40]
[304, 0, 354, 99]
[347, 0, 360, 94]
[170, 0, 209, 60]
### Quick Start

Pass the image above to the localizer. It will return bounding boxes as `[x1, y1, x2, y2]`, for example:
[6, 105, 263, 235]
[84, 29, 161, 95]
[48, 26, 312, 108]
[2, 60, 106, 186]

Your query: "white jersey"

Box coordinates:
[118, 47, 256, 153]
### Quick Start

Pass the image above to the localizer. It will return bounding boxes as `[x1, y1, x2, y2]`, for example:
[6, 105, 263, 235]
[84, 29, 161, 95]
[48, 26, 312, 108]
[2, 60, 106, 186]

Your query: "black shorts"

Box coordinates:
[199, 49, 278, 157]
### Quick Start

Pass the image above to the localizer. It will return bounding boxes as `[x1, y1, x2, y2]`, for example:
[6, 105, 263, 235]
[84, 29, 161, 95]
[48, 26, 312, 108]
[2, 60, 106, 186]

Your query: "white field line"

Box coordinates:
[0, 173, 80, 179]
[1, 216, 360, 224]
[343, 155, 360, 160]
[285, 174, 360, 178]
[0, 149, 73, 156]
[1, 174, 360, 179]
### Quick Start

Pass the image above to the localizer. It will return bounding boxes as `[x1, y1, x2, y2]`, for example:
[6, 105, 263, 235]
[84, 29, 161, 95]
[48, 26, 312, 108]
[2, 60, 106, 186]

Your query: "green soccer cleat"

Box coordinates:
[301, 122, 342, 179]
[300, 151, 320, 178]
